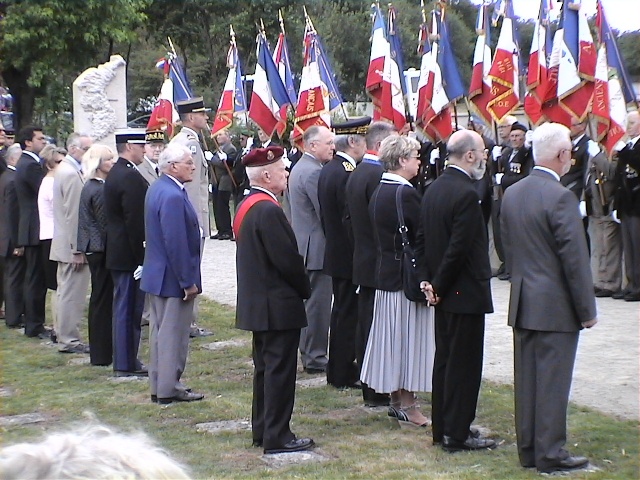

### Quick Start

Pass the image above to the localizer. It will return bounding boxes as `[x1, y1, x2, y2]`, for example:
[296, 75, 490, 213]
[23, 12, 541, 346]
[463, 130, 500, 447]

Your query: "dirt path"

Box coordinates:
[200, 238, 639, 421]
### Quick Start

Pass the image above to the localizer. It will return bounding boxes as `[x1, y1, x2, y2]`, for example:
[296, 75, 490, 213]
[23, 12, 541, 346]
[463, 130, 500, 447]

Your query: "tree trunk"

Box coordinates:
[2, 66, 37, 129]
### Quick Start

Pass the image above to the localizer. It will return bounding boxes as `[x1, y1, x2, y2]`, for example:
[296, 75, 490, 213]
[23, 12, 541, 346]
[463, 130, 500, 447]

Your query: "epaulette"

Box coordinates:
[342, 161, 355, 172]
[186, 133, 198, 141]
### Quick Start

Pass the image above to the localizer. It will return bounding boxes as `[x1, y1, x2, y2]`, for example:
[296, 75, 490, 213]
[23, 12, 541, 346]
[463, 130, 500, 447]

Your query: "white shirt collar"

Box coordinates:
[572, 134, 585, 146]
[630, 135, 640, 147]
[144, 156, 157, 168]
[165, 173, 184, 189]
[7, 164, 16, 171]
[533, 165, 561, 181]
[447, 164, 472, 178]
[381, 172, 413, 187]
[181, 126, 199, 137]
[23, 150, 40, 162]
[335, 151, 356, 168]
[65, 154, 82, 172]
[251, 185, 278, 201]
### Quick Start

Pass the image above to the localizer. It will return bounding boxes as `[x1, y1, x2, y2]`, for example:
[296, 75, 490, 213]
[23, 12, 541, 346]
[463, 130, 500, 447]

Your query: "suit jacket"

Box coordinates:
[77, 178, 107, 254]
[141, 174, 201, 298]
[585, 150, 617, 217]
[138, 157, 160, 186]
[317, 152, 355, 279]
[499, 146, 533, 192]
[615, 139, 640, 216]
[210, 142, 237, 192]
[561, 135, 590, 199]
[235, 188, 311, 332]
[369, 178, 421, 292]
[345, 158, 384, 287]
[0, 167, 19, 257]
[104, 157, 148, 271]
[288, 153, 326, 271]
[419, 167, 493, 315]
[501, 168, 597, 331]
[14, 152, 44, 246]
[170, 127, 210, 236]
[50, 156, 85, 263]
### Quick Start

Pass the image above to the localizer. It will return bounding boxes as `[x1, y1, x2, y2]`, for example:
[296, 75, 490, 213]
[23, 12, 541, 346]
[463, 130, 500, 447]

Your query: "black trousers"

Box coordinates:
[87, 253, 113, 366]
[326, 277, 359, 387]
[432, 309, 485, 443]
[491, 197, 504, 263]
[212, 189, 233, 235]
[252, 328, 300, 450]
[23, 244, 47, 336]
[4, 254, 26, 327]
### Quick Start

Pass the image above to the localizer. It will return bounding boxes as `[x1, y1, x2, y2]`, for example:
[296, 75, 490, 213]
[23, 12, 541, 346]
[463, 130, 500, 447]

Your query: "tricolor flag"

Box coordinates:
[379, 4, 407, 130]
[212, 26, 247, 136]
[273, 10, 297, 107]
[167, 55, 192, 104]
[292, 15, 331, 143]
[542, 0, 596, 124]
[524, 0, 552, 126]
[468, 2, 493, 126]
[315, 32, 344, 113]
[248, 29, 292, 138]
[487, 0, 520, 123]
[366, 5, 388, 122]
[414, 9, 454, 142]
[149, 53, 192, 136]
[593, 0, 636, 156]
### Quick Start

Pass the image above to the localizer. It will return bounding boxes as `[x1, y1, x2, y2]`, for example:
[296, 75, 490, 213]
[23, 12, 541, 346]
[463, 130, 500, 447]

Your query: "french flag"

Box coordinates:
[293, 24, 330, 143]
[147, 77, 178, 137]
[366, 5, 388, 121]
[212, 28, 246, 136]
[593, 0, 635, 156]
[248, 32, 291, 138]
[524, 0, 552, 126]
[379, 4, 407, 130]
[487, 4, 520, 123]
[468, 3, 493, 126]
[272, 11, 297, 107]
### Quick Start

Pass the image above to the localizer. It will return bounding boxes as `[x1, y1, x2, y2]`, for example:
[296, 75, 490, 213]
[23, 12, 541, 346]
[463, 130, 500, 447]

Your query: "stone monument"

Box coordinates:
[73, 55, 127, 148]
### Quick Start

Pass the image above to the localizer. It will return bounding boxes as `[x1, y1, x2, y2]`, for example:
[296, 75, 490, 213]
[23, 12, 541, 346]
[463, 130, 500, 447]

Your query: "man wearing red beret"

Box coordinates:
[234, 146, 314, 454]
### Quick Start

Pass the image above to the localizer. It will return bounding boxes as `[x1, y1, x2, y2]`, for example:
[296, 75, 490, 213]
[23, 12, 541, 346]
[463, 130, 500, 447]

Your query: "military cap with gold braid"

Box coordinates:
[331, 116, 371, 135]
[176, 96, 211, 114]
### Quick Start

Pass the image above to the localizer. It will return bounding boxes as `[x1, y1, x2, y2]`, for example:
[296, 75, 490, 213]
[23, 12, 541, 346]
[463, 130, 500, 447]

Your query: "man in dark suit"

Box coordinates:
[419, 129, 495, 453]
[209, 130, 238, 240]
[288, 126, 335, 374]
[0, 144, 26, 328]
[14, 125, 49, 338]
[318, 117, 369, 389]
[234, 146, 314, 454]
[614, 110, 640, 302]
[141, 143, 204, 405]
[104, 129, 149, 377]
[501, 122, 597, 473]
[344, 121, 396, 406]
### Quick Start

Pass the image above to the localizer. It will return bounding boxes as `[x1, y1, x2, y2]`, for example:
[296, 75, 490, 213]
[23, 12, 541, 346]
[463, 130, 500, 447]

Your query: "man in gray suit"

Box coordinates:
[138, 128, 165, 186]
[501, 122, 598, 474]
[288, 125, 335, 373]
[50, 132, 92, 353]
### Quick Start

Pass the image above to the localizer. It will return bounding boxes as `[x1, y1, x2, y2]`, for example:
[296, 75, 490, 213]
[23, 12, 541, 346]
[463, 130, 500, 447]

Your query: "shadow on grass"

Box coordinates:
[1, 298, 638, 479]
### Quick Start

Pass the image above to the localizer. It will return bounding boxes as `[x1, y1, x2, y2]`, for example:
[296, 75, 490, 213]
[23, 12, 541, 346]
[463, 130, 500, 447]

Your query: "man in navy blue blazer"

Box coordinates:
[141, 143, 204, 405]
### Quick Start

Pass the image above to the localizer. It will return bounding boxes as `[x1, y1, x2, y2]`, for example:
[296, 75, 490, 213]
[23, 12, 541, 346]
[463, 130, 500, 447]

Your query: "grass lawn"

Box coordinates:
[1, 297, 638, 479]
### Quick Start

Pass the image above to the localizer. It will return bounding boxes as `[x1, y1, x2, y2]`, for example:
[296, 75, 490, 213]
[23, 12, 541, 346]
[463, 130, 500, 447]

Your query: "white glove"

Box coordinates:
[495, 173, 504, 185]
[524, 130, 534, 148]
[429, 149, 440, 165]
[282, 156, 292, 169]
[611, 210, 621, 224]
[204, 151, 214, 161]
[133, 265, 143, 280]
[208, 183, 212, 193]
[217, 150, 227, 161]
[579, 200, 587, 218]
[492, 146, 502, 161]
[245, 137, 254, 150]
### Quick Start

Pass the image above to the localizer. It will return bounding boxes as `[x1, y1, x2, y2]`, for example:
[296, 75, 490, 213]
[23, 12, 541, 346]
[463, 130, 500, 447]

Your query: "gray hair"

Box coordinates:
[66, 132, 91, 150]
[302, 125, 324, 145]
[39, 144, 67, 170]
[447, 130, 478, 160]
[5, 143, 22, 165]
[82, 144, 115, 180]
[334, 134, 351, 152]
[365, 121, 397, 150]
[531, 122, 571, 165]
[378, 135, 420, 172]
[158, 143, 191, 172]
[0, 424, 191, 480]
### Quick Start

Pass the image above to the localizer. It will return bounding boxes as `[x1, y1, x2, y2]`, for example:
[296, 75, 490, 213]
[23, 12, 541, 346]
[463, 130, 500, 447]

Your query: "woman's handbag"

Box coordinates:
[395, 186, 425, 303]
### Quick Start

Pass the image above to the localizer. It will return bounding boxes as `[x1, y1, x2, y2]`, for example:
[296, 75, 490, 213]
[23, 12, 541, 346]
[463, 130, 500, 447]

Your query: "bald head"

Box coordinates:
[446, 130, 487, 180]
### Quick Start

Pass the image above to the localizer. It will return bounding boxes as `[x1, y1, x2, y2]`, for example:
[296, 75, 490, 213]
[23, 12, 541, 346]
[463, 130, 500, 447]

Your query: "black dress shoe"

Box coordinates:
[114, 368, 148, 377]
[612, 290, 627, 299]
[330, 380, 362, 390]
[303, 367, 325, 374]
[217, 233, 233, 240]
[497, 272, 511, 281]
[58, 343, 90, 354]
[363, 391, 390, 407]
[252, 440, 263, 448]
[151, 394, 158, 403]
[595, 289, 615, 297]
[210, 233, 221, 239]
[538, 456, 589, 473]
[157, 391, 205, 404]
[442, 434, 496, 452]
[624, 293, 640, 302]
[264, 437, 315, 454]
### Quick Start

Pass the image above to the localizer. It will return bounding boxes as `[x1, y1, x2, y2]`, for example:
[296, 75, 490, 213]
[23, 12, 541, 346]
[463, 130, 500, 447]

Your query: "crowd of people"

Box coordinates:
[0, 99, 638, 472]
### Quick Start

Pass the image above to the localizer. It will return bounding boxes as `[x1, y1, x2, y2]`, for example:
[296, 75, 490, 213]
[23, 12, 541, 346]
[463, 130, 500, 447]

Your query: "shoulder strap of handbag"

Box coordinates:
[395, 185, 411, 248]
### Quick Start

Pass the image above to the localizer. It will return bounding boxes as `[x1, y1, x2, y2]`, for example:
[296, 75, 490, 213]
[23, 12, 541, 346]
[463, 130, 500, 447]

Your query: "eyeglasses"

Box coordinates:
[470, 149, 489, 156]
[171, 160, 195, 166]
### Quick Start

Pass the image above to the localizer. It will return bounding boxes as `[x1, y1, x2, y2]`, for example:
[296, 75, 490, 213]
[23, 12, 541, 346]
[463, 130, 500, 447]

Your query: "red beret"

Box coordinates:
[242, 146, 285, 167]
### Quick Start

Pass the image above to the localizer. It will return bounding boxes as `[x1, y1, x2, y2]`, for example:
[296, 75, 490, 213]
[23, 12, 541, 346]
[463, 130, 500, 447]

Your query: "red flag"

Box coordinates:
[487, 15, 520, 123]
[366, 5, 388, 122]
[524, 1, 551, 126]
[468, 3, 493, 126]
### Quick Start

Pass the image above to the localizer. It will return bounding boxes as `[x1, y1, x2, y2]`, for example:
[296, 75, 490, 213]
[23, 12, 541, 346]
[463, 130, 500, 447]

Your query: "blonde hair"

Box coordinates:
[0, 424, 191, 480]
[82, 144, 115, 180]
[40, 144, 67, 171]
